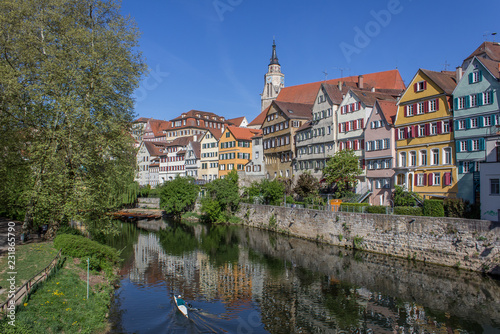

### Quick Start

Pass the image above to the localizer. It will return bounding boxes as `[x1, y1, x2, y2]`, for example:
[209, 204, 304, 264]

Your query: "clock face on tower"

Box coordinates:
[280, 77, 284, 84]
[266, 76, 272, 83]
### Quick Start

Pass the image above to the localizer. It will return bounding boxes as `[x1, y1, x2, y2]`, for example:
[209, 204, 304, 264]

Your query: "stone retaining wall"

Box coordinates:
[236, 203, 500, 276]
[137, 197, 160, 209]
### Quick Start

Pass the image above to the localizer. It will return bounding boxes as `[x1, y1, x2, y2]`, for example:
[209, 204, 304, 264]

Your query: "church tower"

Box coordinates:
[261, 40, 284, 112]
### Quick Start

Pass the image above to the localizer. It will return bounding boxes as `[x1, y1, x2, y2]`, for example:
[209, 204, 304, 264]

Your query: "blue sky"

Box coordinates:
[120, 0, 500, 124]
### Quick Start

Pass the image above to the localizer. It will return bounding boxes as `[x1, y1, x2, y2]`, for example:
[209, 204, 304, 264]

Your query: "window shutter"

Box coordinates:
[413, 125, 418, 137]
[470, 162, 475, 173]
[404, 127, 408, 139]
[423, 173, 427, 186]
[428, 173, 433, 186]
[435, 98, 440, 111]
[477, 93, 483, 106]
[414, 174, 418, 185]
[354, 140, 358, 150]
[423, 81, 427, 90]
[458, 161, 463, 174]
[467, 139, 472, 151]
[449, 120, 454, 132]
[444, 172, 450, 186]
[425, 123, 430, 136]
[339, 124, 342, 133]
[361, 159, 365, 169]
[404, 105, 408, 117]
[358, 102, 361, 110]
[454, 98, 458, 111]
[478, 116, 484, 128]
[361, 119, 364, 129]
[466, 118, 471, 129]
[465, 96, 470, 109]
[414, 83, 418, 92]
[424, 101, 429, 113]
[437, 121, 442, 134]
[413, 103, 417, 112]
[480, 138, 485, 151]
[478, 70, 483, 82]
[361, 139, 365, 150]
[468, 73, 473, 84]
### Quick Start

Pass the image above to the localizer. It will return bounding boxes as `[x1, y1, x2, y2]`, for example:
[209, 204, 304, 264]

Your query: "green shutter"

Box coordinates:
[468, 73, 473, 84]
[477, 93, 483, 106]
[478, 70, 483, 82]
[465, 96, 471, 108]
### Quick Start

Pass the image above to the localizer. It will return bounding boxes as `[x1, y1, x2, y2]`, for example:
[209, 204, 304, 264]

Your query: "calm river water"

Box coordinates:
[105, 219, 500, 334]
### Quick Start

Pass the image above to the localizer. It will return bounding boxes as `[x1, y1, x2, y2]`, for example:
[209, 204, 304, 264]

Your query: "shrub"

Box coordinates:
[423, 199, 445, 217]
[365, 206, 387, 214]
[394, 206, 423, 216]
[56, 225, 83, 236]
[53, 234, 120, 272]
[443, 198, 465, 217]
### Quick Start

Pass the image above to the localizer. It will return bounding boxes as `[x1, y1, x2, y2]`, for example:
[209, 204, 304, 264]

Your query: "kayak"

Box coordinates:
[174, 295, 188, 318]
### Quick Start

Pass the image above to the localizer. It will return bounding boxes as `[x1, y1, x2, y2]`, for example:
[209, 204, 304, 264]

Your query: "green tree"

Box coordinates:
[159, 177, 200, 218]
[294, 171, 320, 201]
[323, 150, 362, 197]
[261, 179, 285, 205]
[0, 0, 146, 233]
[201, 170, 240, 223]
[393, 185, 422, 207]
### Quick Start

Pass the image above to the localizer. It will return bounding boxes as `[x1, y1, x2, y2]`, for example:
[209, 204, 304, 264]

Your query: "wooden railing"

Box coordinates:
[0, 249, 63, 317]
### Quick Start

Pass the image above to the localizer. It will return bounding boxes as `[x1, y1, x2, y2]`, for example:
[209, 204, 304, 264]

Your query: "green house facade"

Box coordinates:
[452, 56, 500, 203]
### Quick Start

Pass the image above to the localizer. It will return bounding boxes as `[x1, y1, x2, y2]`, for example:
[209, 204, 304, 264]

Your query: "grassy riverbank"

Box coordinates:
[0, 238, 117, 333]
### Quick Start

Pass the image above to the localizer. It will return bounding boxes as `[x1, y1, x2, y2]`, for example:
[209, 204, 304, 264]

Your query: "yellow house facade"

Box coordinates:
[218, 126, 261, 179]
[394, 69, 458, 199]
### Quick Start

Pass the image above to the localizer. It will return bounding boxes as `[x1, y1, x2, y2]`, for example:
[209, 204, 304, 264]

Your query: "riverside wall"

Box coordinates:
[235, 203, 500, 276]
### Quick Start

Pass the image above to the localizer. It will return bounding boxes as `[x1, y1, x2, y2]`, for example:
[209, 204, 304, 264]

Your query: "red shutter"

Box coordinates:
[437, 121, 443, 134]
[404, 127, 408, 139]
[449, 120, 453, 132]
[413, 103, 418, 112]
[361, 159, 365, 169]
[428, 173, 433, 186]
[414, 83, 418, 92]
[404, 105, 408, 117]
[423, 173, 427, 186]
[424, 101, 429, 113]
[413, 125, 418, 138]
[354, 140, 359, 150]
[361, 118, 365, 129]
[414, 174, 418, 185]
[425, 123, 430, 136]
[423, 81, 427, 90]
[435, 98, 440, 111]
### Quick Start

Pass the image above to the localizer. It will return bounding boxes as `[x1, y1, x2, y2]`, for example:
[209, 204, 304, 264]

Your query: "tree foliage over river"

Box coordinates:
[0, 0, 146, 233]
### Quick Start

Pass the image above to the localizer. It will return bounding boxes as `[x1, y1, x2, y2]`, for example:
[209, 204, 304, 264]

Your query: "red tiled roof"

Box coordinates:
[248, 106, 270, 127]
[296, 120, 312, 132]
[273, 101, 313, 119]
[420, 69, 457, 95]
[476, 56, 500, 79]
[227, 126, 262, 141]
[464, 42, 500, 63]
[134, 117, 151, 123]
[374, 100, 398, 125]
[350, 89, 399, 107]
[276, 69, 405, 104]
[227, 117, 246, 127]
[170, 110, 226, 122]
[189, 141, 201, 159]
[144, 141, 166, 156]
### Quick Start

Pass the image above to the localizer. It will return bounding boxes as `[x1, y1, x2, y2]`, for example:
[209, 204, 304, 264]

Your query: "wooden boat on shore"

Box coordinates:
[174, 295, 188, 318]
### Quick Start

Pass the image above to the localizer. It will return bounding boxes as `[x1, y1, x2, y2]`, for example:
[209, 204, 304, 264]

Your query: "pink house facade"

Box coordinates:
[365, 100, 398, 206]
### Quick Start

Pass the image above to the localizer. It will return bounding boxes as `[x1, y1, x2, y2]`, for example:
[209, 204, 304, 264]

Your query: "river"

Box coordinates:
[105, 219, 500, 334]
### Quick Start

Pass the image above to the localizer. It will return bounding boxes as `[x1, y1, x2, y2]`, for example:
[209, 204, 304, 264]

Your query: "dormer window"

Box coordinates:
[414, 81, 427, 92]
[469, 71, 482, 84]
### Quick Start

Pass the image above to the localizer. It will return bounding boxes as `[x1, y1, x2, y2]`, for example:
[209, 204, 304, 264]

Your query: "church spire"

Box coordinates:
[269, 39, 279, 65]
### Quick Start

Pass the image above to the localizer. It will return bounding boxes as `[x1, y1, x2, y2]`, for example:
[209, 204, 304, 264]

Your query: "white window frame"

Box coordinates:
[433, 173, 441, 186]
[443, 148, 452, 165]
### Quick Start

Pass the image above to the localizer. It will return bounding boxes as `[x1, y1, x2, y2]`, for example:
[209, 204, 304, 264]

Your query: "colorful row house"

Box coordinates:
[452, 56, 500, 203]
[365, 100, 398, 206]
[219, 126, 261, 178]
[394, 69, 458, 199]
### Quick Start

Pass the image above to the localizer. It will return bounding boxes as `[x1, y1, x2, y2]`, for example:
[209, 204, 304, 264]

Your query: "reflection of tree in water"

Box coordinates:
[158, 224, 198, 256]
[200, 225, 240, 267]
[322, 279, 364, 330]
[102, 221, 141, 261]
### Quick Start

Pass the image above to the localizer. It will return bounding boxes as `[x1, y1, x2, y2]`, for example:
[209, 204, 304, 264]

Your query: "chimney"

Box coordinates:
[358, 75, 364, 89]
[338, 81, 342, 91]
[456, 66, 463, 82]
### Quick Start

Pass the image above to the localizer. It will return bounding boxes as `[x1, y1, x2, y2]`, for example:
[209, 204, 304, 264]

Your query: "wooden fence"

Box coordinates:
[0, 249, 63, 317]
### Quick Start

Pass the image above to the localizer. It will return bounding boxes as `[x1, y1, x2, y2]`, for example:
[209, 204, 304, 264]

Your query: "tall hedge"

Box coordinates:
[423, 199, 445, 217]
[394, 206, 423, 216]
